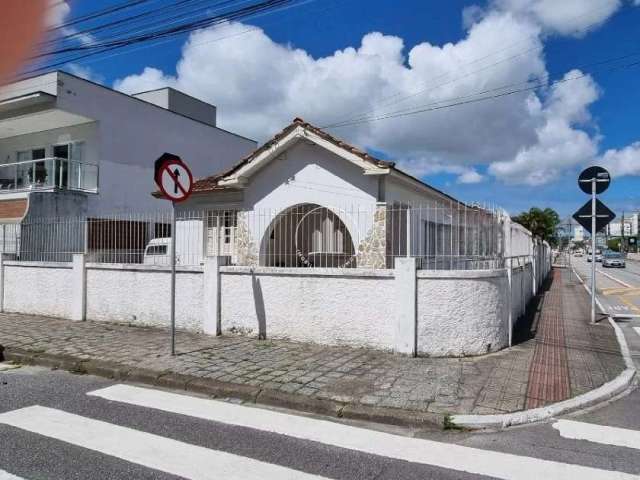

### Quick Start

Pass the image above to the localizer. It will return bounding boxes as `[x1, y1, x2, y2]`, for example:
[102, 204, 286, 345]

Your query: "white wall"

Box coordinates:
[57, 73, 256, 182]
[219, 266, 397, 350]
[3, 262, 74, 318]
[241, 141, 379, 250]
[0, 240, 552, 357]
[417, 270, 509, 357]
[85, 264, 204, 331]
[0, 72, 58, 101]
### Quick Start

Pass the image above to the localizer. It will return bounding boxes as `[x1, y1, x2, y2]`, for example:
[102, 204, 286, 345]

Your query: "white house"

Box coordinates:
[0, 70, 256, 258]
[174, 118, 502, 270]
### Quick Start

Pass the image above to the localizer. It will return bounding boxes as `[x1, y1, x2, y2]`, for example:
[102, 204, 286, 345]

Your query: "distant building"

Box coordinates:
[606, 213, 639, 237]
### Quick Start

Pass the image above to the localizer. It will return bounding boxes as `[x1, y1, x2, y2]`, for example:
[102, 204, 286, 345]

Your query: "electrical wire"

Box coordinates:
[49, 0, 156, 32]
[323, 56, 640, 130]
[325, 1, 630, 128]
[19, 0, 310, 79]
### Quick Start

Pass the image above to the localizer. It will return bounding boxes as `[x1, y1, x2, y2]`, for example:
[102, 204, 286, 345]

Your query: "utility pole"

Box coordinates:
[621, 211, 626, 253]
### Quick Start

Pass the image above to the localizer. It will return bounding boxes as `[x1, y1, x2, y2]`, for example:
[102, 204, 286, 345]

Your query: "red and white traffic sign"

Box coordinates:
[157, 158, 193, 203]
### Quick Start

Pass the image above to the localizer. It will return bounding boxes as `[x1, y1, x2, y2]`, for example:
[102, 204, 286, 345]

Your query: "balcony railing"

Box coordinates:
[0, 157, 98, 193]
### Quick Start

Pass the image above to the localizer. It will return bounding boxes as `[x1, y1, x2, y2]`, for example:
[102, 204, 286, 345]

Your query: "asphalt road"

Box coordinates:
[1, 363, 640, 479]
[571, 255, 640, 317]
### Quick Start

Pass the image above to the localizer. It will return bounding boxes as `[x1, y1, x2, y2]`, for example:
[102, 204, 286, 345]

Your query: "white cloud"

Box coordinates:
[46, 1, 95, 46]
[46, 0, 70, 28]
[600, 142, 640, 176]
[115, 67, 174, 93]
[112, 2, 639, 186]
[488, 70, 601, 185]
[457, 169, 484, 184]
[66, 63, 104, 84]
[486, 0, 623, 36]
[396, 159, 484, 184]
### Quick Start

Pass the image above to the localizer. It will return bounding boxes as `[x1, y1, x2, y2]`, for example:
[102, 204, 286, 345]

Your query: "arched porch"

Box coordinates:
[260, 203, 356, 268]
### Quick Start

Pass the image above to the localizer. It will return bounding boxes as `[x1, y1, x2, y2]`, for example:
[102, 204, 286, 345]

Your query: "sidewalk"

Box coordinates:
[0, 268, 625, 428]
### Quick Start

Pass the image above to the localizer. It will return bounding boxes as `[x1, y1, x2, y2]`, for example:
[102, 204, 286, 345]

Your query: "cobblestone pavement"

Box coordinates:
[0, 268, 625, 417]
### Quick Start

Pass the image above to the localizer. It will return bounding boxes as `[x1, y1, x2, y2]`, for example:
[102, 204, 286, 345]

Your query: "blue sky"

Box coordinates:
[55, 0, 640, 217]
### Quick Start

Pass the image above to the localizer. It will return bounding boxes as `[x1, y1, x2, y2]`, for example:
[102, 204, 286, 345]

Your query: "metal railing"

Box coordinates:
[0, 157, 98, 193]
[2, 204, 514, 270]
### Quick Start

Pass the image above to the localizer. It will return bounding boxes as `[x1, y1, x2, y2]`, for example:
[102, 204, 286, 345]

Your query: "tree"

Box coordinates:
[512, 207, 560, 244]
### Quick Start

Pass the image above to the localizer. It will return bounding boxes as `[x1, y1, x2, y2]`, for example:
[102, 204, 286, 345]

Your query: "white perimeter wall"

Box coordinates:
[3, 262, 74, 318]
[417, 270, 509, 357]
[85, 265, 204, 331]
[219, 267, 397, 350]
[0, 245, 551, 357]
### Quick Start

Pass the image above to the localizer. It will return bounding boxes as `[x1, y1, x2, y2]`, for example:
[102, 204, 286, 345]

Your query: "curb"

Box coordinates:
[1, 346, 444, 430]
[450, 368, 635, 430]
[450, 272, 637, 430]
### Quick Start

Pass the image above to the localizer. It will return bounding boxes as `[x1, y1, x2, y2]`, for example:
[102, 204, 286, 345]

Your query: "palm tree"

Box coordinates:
[512, 207, 560, 244]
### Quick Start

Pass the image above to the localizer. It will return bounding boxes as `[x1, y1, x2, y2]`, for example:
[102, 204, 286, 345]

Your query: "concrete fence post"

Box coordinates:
[532, 242, 537, 297]
[0, 253, 5, 313]
[394, 257, 417, 356]
[503, 214, 513, 347]
[71, 254, 86, 321]
[204, 256, 227, 336]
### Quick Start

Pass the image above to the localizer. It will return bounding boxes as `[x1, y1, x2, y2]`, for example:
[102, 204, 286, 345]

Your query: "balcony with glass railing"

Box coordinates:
[0, 157, 98, 193]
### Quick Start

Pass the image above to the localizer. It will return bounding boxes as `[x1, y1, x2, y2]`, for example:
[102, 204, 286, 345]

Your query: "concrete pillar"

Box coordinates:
[0, 254, 5, 313]
[531, 241, 537, 296]
[203, 256, 227, 336]
[71, 254, 86, 321]
[503, 214, 513, 347]
[394, 257, 417, 356]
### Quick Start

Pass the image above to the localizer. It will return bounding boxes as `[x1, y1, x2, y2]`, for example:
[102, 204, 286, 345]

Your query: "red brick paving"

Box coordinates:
[525, 269, 571, 408]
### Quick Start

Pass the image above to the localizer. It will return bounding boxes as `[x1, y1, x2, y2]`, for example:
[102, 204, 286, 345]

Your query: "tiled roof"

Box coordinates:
[183, 117, 464, 206]
[191, 117, 394, 193]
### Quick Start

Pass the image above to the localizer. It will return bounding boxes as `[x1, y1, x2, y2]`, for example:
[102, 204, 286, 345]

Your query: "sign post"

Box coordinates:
[574, 166, 613, 324]
[590, 178, 596, 324]
[154, 153, 194, 355]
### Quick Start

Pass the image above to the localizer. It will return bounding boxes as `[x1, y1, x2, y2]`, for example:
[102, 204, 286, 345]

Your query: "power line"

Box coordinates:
[19, 0, 324, 82]
[39, 0, 292, 57]
[19, 0, 309, 79]
[48, 0, 156, 32]
[42, 0, 239, 49]
[325, 1, 631, 128]
[322, 55, 640, 130]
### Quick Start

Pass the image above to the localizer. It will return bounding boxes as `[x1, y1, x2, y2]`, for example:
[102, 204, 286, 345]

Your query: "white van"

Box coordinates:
[143, 237, 172, 265]
[143, 219, 204, 266]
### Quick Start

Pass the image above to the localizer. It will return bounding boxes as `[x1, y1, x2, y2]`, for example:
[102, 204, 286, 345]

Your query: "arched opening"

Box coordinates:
[261, 203, 356, 267]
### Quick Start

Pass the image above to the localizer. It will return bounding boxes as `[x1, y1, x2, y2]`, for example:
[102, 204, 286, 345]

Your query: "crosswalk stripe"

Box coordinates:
[88, 384, 636, 480]
[0, 406, 329, 480]
[633, 327, 640, 338]
[0, 469, 25, 480]
[554, 419, 640, 450]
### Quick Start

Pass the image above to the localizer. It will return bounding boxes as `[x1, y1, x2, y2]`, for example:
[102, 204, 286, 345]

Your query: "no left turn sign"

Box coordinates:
[156, 156, 193, 203]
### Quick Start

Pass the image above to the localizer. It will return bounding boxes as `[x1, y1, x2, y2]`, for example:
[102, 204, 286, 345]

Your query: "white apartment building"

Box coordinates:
[0, 71, 256, 219]
[0, 71, 256, 258]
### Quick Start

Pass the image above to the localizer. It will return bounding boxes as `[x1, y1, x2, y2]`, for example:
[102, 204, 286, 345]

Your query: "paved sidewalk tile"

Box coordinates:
[0, 268, 625, 417]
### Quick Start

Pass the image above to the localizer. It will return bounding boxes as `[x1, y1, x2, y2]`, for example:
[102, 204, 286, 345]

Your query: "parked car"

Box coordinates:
[587, 249, 603, 262]
[574, 251, 583, 257]
[143, 219, 204, 266]
[602, 251, 626, 268]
